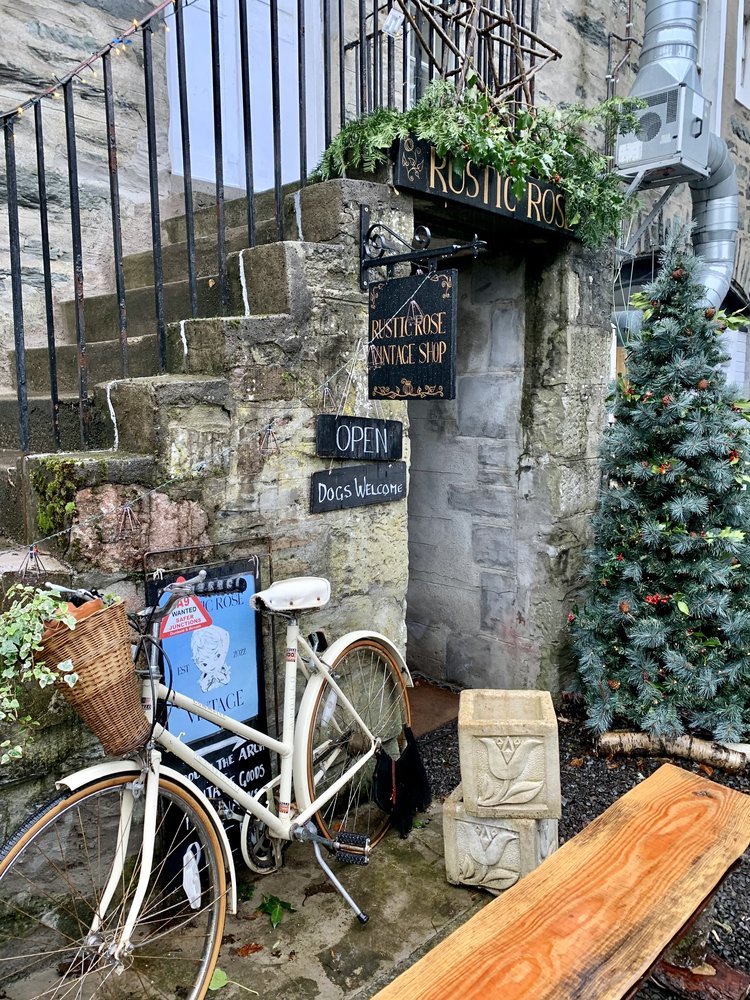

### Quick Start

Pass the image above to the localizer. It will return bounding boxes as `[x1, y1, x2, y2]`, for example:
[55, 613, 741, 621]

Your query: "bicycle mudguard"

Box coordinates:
[56, 759, 238, 913]
[320, 631, 413, 687]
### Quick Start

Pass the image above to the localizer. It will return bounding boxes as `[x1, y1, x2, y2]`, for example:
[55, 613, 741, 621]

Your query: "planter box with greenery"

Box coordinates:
[312, 80, 642, 249]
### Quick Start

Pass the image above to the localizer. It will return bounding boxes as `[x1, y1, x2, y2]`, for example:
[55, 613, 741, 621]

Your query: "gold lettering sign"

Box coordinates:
[394, 137, 571, 235]
[368, 270, 457, 401]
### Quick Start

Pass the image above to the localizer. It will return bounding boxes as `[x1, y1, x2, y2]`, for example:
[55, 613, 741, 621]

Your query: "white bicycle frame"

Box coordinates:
[147, 620, 384, 838]
[97, 616, 409, 959]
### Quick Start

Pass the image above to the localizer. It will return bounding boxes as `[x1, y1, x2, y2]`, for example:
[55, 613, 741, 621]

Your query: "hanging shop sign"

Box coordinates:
[311, 462, 407, 513]
[145, 559, 270, 805]
[393, 137, 571, 236]
[368, 269, 457, 400]
[316, 414, 403, 461]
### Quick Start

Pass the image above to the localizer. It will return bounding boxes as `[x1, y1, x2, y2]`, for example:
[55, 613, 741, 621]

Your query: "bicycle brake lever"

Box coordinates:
[45, 582, 98, 602]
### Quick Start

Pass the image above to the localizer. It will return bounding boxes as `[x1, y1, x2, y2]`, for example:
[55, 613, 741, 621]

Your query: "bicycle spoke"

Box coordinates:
[0, 776, 225, 1000]
[305, 639, 410, 846]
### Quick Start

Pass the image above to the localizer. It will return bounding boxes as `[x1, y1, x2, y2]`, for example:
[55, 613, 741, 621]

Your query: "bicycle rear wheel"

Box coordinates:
[301, 637, 411, 847]
[0, 773, 226, 1000]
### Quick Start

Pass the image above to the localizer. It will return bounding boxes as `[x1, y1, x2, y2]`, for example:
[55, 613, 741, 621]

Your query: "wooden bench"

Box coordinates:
[373, 763, 750, 1000]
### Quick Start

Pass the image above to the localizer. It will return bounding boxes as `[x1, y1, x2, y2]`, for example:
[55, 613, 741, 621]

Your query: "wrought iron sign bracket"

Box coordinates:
[359, 205, 487, 290]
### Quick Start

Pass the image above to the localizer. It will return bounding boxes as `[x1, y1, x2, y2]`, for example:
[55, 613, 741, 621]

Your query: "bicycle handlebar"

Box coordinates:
[45, 571, 249, 622]
[193, 575, 248, 596]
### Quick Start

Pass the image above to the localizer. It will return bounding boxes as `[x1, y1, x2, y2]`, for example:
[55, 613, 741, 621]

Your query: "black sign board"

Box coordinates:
[368, 270, 457, 401]
[145, 559, 271, 814]
[311, 462, 407, 513]
[316, 414, 403, 461]
[393, 137, 571, 236]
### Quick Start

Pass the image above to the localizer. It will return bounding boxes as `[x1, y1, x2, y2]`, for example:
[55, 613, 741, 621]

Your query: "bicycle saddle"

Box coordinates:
[252, 576, 331, 612]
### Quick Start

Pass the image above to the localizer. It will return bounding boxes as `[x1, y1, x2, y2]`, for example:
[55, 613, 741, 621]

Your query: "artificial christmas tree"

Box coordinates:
[571, 229, 750, 743]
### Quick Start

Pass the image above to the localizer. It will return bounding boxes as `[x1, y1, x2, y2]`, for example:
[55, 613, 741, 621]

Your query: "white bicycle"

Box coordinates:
[0, 572, 413, 999]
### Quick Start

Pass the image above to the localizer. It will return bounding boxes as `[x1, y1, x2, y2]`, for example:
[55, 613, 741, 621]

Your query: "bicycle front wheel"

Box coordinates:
[302, 637, 411, 847]
[0, 773, 226, 1000]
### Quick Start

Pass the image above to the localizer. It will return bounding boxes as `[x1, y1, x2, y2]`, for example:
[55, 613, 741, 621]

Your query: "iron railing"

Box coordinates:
[1, 0, 547, 454]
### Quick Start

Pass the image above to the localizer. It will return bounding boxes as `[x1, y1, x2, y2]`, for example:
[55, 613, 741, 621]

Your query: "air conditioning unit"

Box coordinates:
[615, 83, 711, 188]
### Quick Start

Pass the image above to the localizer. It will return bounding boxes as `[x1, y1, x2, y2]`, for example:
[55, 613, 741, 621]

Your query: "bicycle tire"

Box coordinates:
[300, 636, 411, 847]
[0, 773, 226, 1000]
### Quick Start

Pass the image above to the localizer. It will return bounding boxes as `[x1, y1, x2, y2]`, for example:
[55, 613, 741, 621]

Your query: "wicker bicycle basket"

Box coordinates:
[40, 600, 152, 756]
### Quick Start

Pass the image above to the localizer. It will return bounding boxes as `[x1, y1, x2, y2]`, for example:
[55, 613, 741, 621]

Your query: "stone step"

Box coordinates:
[94, 375, 232, 461]
[22, 450, 159, 559]
[15, 335, 159, 395]
[232, 240, 356, 318]
[60, 275, 227, 345]
[0, 394, 113, 454]
[161, 182, 300, 245]
[0, 540, 72, 585]
[123, 226, 252, 289]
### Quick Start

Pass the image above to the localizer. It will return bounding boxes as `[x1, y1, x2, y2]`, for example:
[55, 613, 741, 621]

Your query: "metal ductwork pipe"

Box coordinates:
[690, 133, 739, 308]
[613, 0, 738, 338]
[632, 0, 701, 93]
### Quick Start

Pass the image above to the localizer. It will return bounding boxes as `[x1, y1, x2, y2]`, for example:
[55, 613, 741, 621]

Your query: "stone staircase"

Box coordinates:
[0, 184, 299, 544]
[1, 178, 413, 572]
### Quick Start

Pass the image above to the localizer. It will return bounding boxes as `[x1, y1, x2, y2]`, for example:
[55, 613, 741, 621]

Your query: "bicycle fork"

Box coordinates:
[86, 750, 163, 969]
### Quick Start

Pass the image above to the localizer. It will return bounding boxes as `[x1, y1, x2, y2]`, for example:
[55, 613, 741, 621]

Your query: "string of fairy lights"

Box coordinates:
[0, 0, 195, 123]
[1, 273, 424, 575]
[0, 0, 438, 574]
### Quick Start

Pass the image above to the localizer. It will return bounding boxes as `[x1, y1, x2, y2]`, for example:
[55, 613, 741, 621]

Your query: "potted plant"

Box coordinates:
[0, 585, 78, 763]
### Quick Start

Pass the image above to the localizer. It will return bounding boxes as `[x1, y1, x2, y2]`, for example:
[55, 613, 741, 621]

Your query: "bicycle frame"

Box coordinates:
[90, 607, 409, 957]
[143, 618, 379, 841]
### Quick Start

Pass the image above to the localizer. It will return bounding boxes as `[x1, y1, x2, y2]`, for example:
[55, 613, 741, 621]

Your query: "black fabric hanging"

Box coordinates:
[373, 726, 432, 838]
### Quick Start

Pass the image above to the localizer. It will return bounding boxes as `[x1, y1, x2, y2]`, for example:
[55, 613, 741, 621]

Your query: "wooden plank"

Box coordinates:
[373, 764, 750, 1000]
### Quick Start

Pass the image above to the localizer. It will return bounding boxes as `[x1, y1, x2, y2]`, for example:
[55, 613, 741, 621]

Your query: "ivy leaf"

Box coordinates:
[257, 894, 296, 928]
[208, 968, 259, 995]
[208, 969, 229, 991]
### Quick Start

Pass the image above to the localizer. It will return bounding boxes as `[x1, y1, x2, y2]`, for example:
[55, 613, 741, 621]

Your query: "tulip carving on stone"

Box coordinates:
[476, 736, 544, 808]
[457, 820, 520, 891]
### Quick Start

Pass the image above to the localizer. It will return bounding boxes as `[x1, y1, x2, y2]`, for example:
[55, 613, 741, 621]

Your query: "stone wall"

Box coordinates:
[406, 238, 612, 693]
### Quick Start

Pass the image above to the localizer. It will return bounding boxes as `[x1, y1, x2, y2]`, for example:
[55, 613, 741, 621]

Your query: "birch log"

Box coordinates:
[597, 731, 747, 774]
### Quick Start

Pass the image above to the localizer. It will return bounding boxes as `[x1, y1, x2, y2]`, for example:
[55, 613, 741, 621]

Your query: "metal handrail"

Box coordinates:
[0, 0, 176, 121]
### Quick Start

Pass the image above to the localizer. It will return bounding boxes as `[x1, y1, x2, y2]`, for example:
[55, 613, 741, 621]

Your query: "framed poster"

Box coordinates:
[145, 557, 270, 805]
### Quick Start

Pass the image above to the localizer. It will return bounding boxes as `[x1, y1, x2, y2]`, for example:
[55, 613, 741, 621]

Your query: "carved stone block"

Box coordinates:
[443, 784, 558, 894]
[458, 689, 561, 818]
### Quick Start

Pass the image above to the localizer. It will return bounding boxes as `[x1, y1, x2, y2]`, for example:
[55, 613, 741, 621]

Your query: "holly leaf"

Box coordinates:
[677, 600, 690, 615]
[237, 879, 255, 902]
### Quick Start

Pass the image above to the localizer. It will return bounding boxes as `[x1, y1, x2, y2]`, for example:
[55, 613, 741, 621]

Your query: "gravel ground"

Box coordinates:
[417, 715, 750, 999]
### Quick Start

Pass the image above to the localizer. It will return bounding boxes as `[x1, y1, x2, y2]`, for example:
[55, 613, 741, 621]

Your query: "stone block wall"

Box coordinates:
[1, 180, 413, 841]
[406, 238, 613, 693]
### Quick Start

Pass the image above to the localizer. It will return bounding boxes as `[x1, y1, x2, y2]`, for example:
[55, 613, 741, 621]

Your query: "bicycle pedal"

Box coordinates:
[335, 849, 369, 866]
[335, 830, 370, 865]
[336, 831, 369, 850]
